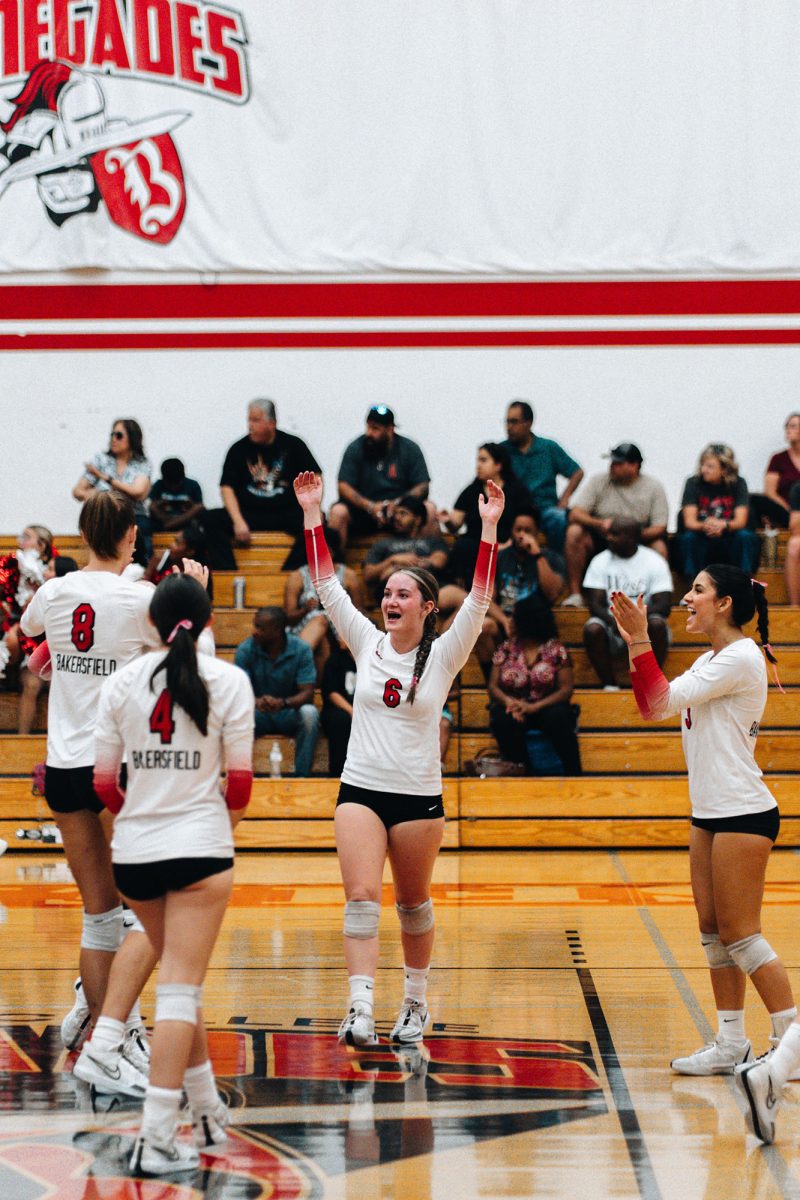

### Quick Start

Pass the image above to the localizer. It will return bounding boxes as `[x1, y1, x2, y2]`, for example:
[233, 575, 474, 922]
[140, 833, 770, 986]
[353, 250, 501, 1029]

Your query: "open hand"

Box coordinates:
[609, 591, 648, 647]
[179, 559, 210, 592]
[294, 471, 323, 513]
[478, 478, 505, 527]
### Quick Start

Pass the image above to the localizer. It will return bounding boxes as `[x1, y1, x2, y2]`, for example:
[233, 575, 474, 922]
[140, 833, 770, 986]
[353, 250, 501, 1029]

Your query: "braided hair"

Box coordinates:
[702, 563, 778, 667]
[390, 566, 440, 705]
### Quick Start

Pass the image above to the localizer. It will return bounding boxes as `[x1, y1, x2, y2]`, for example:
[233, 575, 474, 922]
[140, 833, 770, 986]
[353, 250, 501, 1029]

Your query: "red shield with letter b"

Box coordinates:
[92, 133, 186, 244]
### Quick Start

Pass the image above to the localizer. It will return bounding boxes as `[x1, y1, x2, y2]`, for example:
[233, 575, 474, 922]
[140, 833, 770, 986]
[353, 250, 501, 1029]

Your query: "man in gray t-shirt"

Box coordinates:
[562, 443, 669, 605]
[328, 406, 432, 547]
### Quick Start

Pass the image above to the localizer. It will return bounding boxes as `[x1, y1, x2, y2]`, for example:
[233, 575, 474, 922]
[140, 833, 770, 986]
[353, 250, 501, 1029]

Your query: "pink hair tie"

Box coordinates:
[751, 578, 768, 589]
[167, 619, 192, 644]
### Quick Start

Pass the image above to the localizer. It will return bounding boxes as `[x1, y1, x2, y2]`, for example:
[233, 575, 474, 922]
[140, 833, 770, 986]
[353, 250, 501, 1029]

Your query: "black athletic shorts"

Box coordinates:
[337, 781, 445, 830]
[113, 857, 234, 902]
[44, 763, 128, 815]
[691, 807, 780, 842]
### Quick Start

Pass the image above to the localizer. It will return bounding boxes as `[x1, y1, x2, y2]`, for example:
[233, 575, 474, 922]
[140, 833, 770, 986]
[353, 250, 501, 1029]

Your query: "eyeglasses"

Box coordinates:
[111, 430, 125, 439]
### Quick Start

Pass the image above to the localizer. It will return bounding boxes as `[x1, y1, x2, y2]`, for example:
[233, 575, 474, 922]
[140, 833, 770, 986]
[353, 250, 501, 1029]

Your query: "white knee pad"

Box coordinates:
[122, 909, 146, 936]
[81, 906, 124, 951]
[701, 933, 736, 970]
[155, 983, 202, 1025]
[396, 899, 434, 935]
[343, 900, 381, 940]
[726, 933, 778, 976]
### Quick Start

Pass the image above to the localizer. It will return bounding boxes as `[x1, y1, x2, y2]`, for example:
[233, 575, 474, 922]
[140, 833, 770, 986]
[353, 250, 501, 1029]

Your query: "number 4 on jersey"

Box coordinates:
[150, 689, 175, 744]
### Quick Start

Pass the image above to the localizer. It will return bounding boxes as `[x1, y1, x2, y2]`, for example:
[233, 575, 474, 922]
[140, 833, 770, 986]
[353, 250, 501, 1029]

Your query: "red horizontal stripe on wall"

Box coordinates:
[4, 280, 800, 321]
[4, 329, 800, 350]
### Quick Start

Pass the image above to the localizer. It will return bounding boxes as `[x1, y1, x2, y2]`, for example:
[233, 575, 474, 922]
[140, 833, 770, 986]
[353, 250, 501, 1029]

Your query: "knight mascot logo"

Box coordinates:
[0, 1, 250, 245]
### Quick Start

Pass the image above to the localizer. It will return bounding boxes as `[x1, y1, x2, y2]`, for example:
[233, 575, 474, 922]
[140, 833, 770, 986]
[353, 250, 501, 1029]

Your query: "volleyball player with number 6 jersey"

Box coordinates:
[90, 573, 254, 1174]
[20, 491, 165, 1093]
[294, 470, 503, 1047]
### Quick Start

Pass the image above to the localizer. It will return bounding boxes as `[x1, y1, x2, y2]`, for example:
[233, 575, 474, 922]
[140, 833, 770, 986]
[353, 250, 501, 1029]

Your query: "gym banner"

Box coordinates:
[2, 1, 800, 273]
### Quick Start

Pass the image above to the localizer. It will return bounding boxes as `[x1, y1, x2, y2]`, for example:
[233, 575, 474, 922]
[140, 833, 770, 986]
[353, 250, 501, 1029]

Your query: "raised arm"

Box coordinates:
[437, 481, 504, 675]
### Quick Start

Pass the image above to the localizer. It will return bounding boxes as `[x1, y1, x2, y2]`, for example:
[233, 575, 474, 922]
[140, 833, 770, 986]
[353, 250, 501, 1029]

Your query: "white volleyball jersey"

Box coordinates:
[96, 652, 254, 864]
[21, 571, 160, 768]
[316, 575, 489, 795]
[659, 637, 775, 819]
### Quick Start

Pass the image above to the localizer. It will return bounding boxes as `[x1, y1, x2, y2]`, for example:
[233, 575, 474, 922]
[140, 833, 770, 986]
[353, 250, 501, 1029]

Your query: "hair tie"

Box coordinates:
[751, 578, 768, 589]
[411, 674, 419, 688]
[167, 619, 192, 644]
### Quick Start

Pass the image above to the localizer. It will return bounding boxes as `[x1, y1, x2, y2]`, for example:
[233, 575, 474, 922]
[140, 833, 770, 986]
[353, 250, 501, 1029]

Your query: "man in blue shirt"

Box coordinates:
[234, 606, 320, 776]
[501, 400, 583, 553]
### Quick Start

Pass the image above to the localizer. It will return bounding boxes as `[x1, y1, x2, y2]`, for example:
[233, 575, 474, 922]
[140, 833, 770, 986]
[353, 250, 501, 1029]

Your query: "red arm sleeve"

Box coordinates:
[471, 540, 498, 606]
[27, 641, 52, 681]
[630, 650, 671, 721]
[224, 769, 253, 812]
[93, 770, 125, 815]
[304, 526, 335, 587]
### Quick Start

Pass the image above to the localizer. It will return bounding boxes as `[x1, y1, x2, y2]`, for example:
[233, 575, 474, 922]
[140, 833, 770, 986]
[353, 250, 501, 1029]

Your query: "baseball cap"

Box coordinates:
[606, 443, 643, 464]
[366, 405, 395, 427]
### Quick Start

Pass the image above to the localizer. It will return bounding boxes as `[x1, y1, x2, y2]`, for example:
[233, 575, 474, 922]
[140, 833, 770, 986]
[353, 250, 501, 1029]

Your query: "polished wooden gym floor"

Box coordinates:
[1, 848, 800, 1197]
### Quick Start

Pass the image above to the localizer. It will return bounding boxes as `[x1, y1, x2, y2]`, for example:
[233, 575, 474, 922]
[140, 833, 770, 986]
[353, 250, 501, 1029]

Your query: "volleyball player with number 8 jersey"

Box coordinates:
[20, 492, 193, 1094]
[294, 471, 504, 1047]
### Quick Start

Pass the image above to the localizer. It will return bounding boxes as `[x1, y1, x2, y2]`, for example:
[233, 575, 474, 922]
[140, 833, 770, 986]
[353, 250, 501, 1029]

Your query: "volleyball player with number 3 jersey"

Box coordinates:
[611, 566, 798, 1145]
[294, 470, 503, 1047]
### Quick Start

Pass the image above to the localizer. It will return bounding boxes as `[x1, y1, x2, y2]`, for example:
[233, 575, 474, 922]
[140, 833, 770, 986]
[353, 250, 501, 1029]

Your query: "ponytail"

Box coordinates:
[149, 575, 211, 734]
[79, 491, 136, 560]
[391, 566, 440, 705]
[703, 563, 781, 682]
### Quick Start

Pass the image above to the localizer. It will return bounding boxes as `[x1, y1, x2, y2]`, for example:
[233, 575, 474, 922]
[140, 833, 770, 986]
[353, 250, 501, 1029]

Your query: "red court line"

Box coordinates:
[3, 279, 800, 321]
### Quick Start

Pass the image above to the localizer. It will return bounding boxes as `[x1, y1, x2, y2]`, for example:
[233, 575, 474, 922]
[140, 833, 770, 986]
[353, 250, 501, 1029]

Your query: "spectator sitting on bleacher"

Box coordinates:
[785, 482, 800, 605]
[148, 458, 204, 532]
[501, 399, 583, 552]
[440, 442, 531, 588]
[234, 606, 320, 777]
[750, 413, 800, 531]
[72, 418, 152, 563]
[362, 494, 450, 597]
[488, 593, 581, 775]
[18, 554, 78, 734]
[582, 517, 672, 690]
[205, 399, 322, 570]
[328, 406, 436, 548]
[495, 507, 565, 616]
[284, 528, 365, 677]
[143, 523, 212, 600]
[563, 443, 669, 606]
[676, 443, 760, 581]
[321, 635, 356, 776]
[0, 524, 53, 684]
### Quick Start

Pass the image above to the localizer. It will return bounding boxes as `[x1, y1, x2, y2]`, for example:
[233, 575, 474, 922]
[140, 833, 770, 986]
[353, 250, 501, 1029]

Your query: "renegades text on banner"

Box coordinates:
[0, 0, 249, 102]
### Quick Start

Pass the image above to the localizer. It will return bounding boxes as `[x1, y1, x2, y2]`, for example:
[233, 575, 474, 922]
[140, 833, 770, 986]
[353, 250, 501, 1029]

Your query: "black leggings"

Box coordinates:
[489, 701, 581, 775]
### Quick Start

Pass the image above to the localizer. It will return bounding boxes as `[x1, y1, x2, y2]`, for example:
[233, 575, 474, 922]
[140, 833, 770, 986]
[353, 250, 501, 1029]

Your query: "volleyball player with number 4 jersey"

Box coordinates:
[294, 471, 503, 1047]
[90, 573, 254, 1174]
[611, 566, 797, 1143]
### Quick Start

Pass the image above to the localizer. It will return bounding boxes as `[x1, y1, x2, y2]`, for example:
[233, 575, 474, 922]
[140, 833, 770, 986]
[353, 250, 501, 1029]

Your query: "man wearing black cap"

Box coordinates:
[329, 406, 433, 547]
[561, 443, 669, 606]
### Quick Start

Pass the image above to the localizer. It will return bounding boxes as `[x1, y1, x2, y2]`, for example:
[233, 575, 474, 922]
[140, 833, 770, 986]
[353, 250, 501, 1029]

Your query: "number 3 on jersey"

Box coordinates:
[150, 689, 175, 744]
[70, 603, 96, 652]
[383, 678, 402, 708]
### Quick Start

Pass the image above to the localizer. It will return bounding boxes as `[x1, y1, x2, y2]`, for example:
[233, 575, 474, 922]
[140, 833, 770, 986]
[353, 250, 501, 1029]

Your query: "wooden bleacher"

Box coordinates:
[1, 529, 799, 850]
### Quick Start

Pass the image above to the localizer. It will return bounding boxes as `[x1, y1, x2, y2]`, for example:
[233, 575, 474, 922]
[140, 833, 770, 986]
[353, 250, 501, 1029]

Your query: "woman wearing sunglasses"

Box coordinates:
[73, 419, 153, 561]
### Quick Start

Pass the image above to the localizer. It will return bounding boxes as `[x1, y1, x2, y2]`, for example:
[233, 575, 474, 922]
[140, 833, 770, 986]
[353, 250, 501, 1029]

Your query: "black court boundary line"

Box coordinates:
[568, 930, 663, 1200]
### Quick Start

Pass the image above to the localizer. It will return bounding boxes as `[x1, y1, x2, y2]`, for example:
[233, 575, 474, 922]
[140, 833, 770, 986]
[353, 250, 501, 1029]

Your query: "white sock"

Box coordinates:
[717, 1010, 746, 1041]
[771, 1006, 798, 1041]
[767, 1022, 800, 1088]
[141, 1085, 182, 1144]
[403, 965, 429, 1005]
[124, 999, 143, 1035]
[184, 1060, 220, 1115]
[91, 1016, 124, 1054]
[348, 975, 374, 1011]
